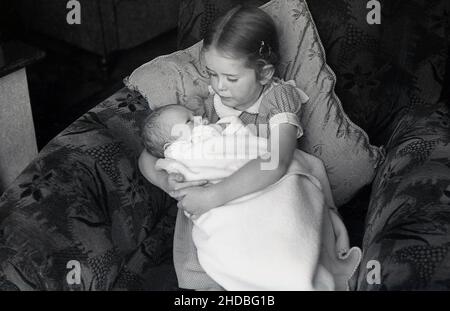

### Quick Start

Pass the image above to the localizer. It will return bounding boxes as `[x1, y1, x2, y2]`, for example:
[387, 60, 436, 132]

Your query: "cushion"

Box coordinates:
[124, 0, 385, 206]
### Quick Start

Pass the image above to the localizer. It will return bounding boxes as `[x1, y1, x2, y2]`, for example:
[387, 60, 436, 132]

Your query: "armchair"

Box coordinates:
[0, 0, 449, 290]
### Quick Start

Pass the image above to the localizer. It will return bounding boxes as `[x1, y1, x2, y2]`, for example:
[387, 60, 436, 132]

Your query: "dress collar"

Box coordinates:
[209, 84, 269, 118]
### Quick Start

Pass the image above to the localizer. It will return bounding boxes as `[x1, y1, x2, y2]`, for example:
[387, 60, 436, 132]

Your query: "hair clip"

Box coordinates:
[259, 40, 272, 58]
[259, 41, 265, 56]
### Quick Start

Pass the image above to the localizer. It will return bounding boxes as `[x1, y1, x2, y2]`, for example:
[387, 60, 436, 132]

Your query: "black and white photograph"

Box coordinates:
[0, 0, 449, 300]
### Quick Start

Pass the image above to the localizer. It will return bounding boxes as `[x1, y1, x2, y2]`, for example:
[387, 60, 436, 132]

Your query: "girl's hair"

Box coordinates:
[203, 5, 280, 78]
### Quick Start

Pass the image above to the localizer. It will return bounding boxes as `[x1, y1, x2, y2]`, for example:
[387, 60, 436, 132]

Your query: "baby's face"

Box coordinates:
[162, 105, 196, 130]
[159, 106, 209, 142]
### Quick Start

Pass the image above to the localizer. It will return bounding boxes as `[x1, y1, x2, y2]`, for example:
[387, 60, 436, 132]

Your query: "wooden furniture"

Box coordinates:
[0, 41, 45, 193]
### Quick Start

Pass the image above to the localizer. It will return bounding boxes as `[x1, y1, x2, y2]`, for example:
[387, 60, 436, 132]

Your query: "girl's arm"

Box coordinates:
[210, 123, 297, 205]
[139, 150, 170, 192]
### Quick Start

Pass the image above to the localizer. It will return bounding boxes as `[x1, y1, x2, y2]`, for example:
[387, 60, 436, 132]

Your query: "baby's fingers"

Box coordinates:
[170, 190, 186, 200]
[177, 201, 184, 210]
[168, 173, 184, 182]
[174, 180, 208, 191]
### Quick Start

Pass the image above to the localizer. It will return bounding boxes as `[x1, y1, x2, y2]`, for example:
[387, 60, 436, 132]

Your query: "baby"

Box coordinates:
[141, 104, 269, 179]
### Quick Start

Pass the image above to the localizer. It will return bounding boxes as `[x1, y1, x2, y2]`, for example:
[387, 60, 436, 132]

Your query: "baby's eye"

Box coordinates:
[207, 71, 217, 77]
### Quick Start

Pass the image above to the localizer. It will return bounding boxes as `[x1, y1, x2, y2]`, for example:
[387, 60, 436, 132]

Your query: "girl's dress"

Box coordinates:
[173, 78, 309, 290]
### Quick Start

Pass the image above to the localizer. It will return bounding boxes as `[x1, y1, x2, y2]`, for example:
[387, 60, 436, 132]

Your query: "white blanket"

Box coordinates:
[156, 124, 361, 290]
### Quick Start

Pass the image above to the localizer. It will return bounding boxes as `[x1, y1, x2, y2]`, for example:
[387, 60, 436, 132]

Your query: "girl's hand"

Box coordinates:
[172, 185, 221, 218]
[167, 173, 208, 199]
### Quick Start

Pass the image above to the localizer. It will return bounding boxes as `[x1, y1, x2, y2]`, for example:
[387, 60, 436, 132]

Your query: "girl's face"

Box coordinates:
[203, 47, 263, 111]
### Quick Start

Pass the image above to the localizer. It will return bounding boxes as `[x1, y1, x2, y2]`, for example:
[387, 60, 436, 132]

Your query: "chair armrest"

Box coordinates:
[356, 102, 450, 290]
[0, 88, 177, 290]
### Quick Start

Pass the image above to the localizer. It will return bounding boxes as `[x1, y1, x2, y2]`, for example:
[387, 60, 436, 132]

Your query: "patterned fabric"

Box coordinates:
[126, 0, 386, 207]
[301, 0, 449, 145]
[357, 102, 450, 290]
[0, 89, 179, 290]
[174, 206, 224, 290]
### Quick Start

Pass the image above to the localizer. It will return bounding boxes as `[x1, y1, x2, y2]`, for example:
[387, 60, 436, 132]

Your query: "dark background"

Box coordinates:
[0, 0, 178, 150]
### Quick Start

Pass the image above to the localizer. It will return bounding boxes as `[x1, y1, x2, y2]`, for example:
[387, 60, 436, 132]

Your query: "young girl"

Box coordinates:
[139, 6, 314, 290]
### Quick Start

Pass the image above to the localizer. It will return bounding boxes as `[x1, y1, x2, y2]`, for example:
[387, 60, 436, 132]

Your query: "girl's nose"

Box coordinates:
[217, 78, 226, 91]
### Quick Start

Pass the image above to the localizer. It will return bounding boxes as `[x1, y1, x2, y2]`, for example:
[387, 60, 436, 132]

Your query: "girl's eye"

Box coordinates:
[227, 78, 238, 83]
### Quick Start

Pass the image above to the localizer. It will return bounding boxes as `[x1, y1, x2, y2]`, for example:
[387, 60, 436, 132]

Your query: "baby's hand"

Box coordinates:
[184, 96, 206, 116]
[167, 173, 208, 199]
[216, 115, 243, 125]
[172, 185, 221, 218]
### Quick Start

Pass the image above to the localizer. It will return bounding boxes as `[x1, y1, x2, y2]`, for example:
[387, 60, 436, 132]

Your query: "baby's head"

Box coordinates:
[141, 105, 198, 158]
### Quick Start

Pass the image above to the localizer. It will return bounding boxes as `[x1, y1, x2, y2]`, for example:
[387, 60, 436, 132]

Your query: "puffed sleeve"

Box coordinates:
[260, 81, 309, 139]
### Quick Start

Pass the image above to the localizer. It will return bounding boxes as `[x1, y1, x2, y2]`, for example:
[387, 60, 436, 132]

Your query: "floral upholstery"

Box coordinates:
[357, 102, 450, 290]
[0, 89, 178, 290]
[306, 0, 449, 145]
